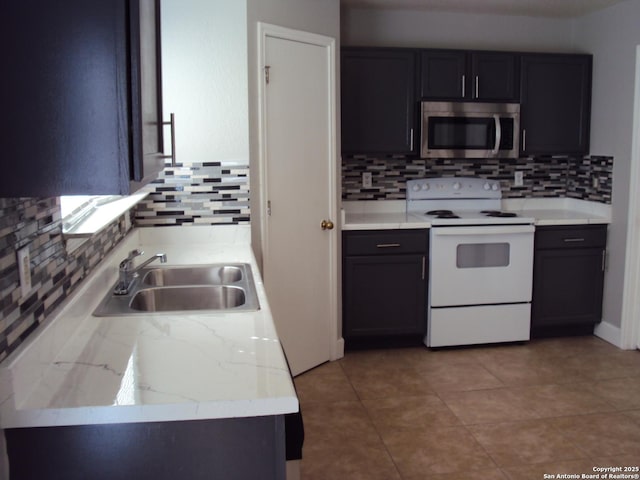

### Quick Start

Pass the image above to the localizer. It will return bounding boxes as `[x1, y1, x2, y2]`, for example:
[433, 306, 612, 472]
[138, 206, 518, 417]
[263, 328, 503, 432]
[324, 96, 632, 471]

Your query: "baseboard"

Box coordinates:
[332, 337, 344, 361]
[594, 321, 623, 349]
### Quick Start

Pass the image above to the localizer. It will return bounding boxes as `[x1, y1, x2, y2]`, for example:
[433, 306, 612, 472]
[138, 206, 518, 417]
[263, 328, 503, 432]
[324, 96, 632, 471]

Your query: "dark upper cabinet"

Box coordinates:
[1, 0, 165, 197]
[420, 50, 518, 102]
[471, 52, 519, 101]
[420, 50, 467, 100]
[341, 48, 418, 155]
[520, 54, 592, 156]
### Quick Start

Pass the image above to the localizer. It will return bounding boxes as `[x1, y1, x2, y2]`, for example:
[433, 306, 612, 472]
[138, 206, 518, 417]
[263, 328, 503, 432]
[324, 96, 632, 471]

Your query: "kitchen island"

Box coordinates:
[0, 225, 298, 479]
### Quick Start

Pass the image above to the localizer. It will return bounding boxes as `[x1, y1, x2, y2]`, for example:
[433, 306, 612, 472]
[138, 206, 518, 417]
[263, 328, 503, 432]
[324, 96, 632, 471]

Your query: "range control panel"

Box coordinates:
[406, 177, 502, 201]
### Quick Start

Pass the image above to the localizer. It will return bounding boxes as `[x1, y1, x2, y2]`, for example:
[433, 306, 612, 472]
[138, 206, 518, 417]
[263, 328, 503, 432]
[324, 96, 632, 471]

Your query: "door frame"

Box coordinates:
[620, 45, 640, 350]
[256, 22, 343, 361]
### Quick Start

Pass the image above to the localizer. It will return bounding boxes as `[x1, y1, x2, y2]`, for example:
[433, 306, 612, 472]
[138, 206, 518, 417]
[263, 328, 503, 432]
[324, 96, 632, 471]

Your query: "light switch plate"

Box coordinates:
[514, 171, 524, 187]
[17, 246, 31, 298]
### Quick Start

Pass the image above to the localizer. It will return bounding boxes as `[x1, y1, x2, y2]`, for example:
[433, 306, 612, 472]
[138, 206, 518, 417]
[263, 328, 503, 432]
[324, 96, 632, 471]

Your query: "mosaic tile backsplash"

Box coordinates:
[134, 161, 250, 226]
[0, 198, 133, 362]
[342, 155, 613, 203]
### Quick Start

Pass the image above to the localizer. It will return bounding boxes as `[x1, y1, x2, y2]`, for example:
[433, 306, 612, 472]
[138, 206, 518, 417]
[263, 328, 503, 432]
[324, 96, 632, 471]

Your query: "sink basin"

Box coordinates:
[130, 285, 246, 312]
[93, 263, 260, 316]
[142, 265, 243, 286]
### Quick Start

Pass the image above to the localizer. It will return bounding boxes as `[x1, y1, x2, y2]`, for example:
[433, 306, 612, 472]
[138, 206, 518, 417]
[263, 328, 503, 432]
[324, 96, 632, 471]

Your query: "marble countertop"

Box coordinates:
[342, 198, 611, 230]
[0, 226, 298, 429]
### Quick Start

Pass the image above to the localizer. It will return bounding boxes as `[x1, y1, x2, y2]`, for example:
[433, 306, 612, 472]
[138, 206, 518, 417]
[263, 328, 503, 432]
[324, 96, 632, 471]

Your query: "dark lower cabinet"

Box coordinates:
[531, 225, 607, 337]
[343, 230, 428, 345]
[6, 416, 286, 480]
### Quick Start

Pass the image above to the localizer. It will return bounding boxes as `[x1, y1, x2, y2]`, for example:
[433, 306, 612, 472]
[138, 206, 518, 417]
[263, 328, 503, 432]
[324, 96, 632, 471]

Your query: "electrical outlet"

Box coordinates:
[17, 246, 31, 298]
[362, 172, 372, 189]
[514, 171, 524, 187]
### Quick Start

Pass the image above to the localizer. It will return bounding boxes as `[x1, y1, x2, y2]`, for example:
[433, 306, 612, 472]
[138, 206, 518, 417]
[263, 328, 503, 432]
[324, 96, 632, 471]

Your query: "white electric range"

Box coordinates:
[406, 177, 535, 347]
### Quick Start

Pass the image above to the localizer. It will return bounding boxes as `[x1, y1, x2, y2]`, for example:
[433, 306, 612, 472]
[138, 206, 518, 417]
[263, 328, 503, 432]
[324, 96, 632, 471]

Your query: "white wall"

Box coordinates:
[161, 0, 249, 163]
[572, 0, 640, 338]
[246, 0, 341, 265]
[342, 7, 575, 51]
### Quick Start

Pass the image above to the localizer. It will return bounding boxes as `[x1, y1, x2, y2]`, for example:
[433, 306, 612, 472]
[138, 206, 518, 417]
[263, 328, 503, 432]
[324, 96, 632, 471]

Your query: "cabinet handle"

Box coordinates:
[602, 249, 606, 272]
[522, 129, 526, 152]
[564, 238, 585, 243]
[376, 243, 401, 248]
[461, 75, 466, 98]
[421, 255, 426, 280]
[159, 112, 176, 167]
[410, 128, 414, 150]
[475, 76, 479, 99]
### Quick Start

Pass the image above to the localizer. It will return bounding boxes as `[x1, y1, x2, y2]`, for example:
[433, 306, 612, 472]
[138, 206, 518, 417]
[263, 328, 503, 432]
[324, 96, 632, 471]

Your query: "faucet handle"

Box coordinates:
[119, 249, 144, 271]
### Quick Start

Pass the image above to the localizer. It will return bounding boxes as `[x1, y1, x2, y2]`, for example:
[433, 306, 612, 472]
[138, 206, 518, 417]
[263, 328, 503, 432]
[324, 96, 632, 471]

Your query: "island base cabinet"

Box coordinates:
[6, 416, 286, 480]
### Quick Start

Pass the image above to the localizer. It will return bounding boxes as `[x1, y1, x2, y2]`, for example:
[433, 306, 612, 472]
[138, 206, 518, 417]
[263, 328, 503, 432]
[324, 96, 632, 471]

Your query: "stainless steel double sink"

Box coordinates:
[93, 264, 260, 316]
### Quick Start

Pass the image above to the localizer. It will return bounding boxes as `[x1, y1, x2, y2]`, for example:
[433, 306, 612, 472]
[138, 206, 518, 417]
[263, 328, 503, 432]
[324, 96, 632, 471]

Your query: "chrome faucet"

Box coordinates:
[114, 250, 167, 295]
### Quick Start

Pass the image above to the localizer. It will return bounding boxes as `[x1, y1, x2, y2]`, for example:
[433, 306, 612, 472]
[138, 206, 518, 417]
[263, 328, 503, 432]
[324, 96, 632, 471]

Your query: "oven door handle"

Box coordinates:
[492, 114, 501, 156]
[432, 225, 535, 236]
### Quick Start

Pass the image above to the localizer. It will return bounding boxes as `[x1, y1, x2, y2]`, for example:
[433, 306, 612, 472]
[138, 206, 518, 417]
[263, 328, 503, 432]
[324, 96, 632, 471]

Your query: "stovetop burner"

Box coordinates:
[426, 210, 460, 219]
[482, 210, 518, 218]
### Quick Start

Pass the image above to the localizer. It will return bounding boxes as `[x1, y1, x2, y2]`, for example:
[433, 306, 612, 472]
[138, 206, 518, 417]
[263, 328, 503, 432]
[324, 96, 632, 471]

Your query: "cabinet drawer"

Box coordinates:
[535, 225, 606, 249]
[344, 230, 429, 255]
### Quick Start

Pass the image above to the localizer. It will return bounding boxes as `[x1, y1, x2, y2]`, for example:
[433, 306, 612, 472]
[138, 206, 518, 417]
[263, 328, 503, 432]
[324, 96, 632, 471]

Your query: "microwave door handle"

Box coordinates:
[492, 114, 501, 155]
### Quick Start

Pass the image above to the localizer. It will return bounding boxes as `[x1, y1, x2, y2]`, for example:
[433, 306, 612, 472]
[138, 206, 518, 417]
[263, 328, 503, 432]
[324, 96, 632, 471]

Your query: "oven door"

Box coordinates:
[430, 225, 534, 307]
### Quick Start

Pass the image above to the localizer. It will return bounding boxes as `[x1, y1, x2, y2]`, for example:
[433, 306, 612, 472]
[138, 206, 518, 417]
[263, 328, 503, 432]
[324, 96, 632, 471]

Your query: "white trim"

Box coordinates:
[594, 320, 623, 349]
[256, 23, 343, 363]
[620, 45, 640, 350]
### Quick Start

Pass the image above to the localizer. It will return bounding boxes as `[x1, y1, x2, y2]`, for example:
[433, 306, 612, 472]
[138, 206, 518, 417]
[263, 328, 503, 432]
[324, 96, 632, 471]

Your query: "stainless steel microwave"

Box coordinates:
[421, 102, 520, 158]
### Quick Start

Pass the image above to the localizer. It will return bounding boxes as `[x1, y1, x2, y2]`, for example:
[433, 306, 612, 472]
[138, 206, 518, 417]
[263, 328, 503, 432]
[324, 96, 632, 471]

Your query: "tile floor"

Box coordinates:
[295, 336, 640, 479]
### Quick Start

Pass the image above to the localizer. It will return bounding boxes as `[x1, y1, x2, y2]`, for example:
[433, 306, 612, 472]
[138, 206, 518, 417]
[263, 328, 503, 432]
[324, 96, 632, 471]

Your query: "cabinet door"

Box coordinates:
[420, 50, 467, 100]
[129, 0, 166, 188]
[1, 0, 164, 197]
[341, 49, 417, 155]
[343, 254, 427, 337]
[532, 247, 605, 329]
[520, 54, 592, 156]
[470, 52, 518, 101]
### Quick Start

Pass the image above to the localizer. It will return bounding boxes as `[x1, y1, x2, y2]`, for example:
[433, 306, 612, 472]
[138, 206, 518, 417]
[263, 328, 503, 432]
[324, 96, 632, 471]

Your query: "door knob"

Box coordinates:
[320, 219, 334, 230]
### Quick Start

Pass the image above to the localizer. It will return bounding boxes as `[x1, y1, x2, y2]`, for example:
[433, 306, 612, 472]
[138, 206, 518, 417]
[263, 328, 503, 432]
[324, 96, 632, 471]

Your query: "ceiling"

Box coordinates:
[340, 0, 631, 18]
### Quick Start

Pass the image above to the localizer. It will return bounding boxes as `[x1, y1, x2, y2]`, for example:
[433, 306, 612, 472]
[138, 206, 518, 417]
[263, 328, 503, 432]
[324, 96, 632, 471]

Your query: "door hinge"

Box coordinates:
[267, 200, 272, 216]
[265, 65, 271, 84]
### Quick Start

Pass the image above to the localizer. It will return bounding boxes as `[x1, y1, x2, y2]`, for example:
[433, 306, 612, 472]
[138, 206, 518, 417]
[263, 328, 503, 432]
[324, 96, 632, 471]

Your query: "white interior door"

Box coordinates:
[259, 25, 338, 375]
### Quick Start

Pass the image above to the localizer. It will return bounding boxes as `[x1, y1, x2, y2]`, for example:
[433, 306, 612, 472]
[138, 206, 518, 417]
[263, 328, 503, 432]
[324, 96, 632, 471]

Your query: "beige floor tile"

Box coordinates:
[507, 382, 617, 417]
[502, 459, 601, 480]
[469, 419, 588, 467]
[380, 425, 497, 476]
[561, 351, 640, 381]
[623, 409, 640, 424]
[591, 454, 640, 469]
[301, 442, 402, 480]
[439, 388, 539, 425]
[294, 367, 357, 405]
[301, 400, 401, 480]
[362, 394, 461, 429]
[548, 412, 640, 458]
[582, 375, 640, 410]
[524, 336, 621, 359]
[480, 356, 588, 386]
[406, 468, 510, 480]
[339, 348, 414, 376]
[417, 362, 504, 392]
[347, 367, 435, 399]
